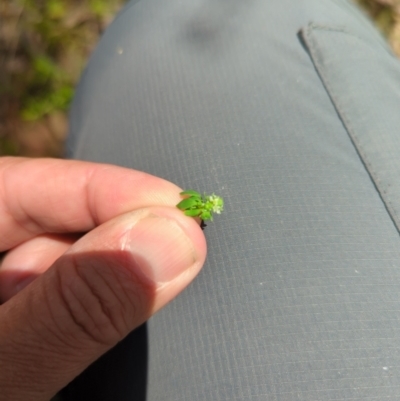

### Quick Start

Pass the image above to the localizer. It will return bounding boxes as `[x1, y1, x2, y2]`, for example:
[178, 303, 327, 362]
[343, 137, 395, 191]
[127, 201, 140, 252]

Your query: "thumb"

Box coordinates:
[0, 207, 206, 401]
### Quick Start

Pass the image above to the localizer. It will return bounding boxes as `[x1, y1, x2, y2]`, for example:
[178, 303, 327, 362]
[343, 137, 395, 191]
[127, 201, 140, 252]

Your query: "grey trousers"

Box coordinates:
[61, 0, 400, 399]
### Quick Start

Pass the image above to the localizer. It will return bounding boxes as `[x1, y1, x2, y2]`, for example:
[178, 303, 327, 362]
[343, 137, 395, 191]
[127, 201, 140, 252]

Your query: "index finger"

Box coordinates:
[0, 157, 183, 251]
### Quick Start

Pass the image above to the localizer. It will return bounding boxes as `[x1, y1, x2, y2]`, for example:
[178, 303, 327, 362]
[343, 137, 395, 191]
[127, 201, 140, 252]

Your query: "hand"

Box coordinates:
[0, 157, 207, 401]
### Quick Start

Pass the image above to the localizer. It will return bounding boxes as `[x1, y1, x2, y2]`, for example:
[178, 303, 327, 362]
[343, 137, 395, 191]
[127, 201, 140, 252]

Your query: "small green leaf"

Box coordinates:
[176, 198, 201, 210]
[185, 209, 202, 217]
[180, 190, 201, 197]
[200, 211, 212, 221]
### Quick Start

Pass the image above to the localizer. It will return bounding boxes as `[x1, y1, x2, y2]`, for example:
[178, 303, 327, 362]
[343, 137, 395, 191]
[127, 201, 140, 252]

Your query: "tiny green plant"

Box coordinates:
[176, 190, 224, 221]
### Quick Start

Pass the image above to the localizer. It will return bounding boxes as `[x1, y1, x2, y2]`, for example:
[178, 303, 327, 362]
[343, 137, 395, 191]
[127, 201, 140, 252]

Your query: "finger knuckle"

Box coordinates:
[56, 254, 142, 347]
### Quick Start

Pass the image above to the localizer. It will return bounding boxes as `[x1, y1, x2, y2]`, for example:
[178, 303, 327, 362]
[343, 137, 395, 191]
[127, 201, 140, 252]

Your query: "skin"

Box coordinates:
[0, 157, 207, 401]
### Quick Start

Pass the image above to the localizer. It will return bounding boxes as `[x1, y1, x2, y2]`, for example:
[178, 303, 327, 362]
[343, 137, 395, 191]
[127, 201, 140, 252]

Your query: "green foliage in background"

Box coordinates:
[18, 0, 76, 120]
[20, 0, 126, 120]
[356, 0, 398, 38]
[1, 0, 126, 121]
[21, 55, 73, 120]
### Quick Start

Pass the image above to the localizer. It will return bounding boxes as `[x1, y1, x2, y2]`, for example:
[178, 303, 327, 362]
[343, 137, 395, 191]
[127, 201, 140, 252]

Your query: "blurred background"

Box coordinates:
[1, 0, 399, 158]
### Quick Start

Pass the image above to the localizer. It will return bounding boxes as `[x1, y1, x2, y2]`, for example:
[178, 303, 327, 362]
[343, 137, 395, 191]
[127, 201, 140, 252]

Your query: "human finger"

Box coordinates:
[0, 157, 183, 252]
[0, 234, 77, 302]
[0, 206, 207, 401]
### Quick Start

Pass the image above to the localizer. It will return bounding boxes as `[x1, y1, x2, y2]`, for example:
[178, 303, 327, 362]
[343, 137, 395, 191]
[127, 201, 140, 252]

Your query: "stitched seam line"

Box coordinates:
[303, 23, 400, 235]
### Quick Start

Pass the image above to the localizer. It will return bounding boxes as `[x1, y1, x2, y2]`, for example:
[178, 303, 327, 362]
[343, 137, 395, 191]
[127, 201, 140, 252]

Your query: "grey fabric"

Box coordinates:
[302, 23, 400, 232]
[62, 0, 400, 399]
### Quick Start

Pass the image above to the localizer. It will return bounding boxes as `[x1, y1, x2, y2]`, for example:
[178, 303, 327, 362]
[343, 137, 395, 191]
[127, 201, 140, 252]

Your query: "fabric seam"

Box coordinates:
[302, 23, 400, 234]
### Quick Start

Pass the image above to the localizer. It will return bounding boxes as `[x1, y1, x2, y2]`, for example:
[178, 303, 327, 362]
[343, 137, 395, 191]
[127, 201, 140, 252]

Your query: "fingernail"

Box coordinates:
[126, 215, 197, 283]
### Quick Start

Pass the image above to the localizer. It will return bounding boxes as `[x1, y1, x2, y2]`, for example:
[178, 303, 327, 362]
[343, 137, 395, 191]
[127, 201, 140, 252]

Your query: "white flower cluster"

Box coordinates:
[208, 194, 224, 214]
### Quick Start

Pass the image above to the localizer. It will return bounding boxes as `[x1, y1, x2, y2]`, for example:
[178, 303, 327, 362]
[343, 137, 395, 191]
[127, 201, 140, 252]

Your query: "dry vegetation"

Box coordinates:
[0, 0, 126, 157]
[356, 0, 400, 54]
[0, 0, 399, 157]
